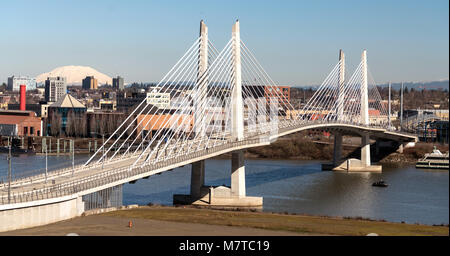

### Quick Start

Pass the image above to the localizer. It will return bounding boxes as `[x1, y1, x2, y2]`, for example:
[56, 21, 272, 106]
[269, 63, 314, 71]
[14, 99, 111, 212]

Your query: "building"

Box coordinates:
[8, 103, 42, 116]
[7, 76, 36, 91]
[47, 94, 86, 135]
[136, 112, 194, 137]
[45, 76, 67, 102]
[113, 76, 124, 90]
[146, 89, 170, 109]
[116, 91, 147, 113]
[82, 76, 98, 90]
[0, 110, 42, 136]
[99, 99, 116, 111]
[264, 86, 290, 107]
[86, 111, 127, 136]
[40, 102, 54, 118]
[0, 94, 12, 110]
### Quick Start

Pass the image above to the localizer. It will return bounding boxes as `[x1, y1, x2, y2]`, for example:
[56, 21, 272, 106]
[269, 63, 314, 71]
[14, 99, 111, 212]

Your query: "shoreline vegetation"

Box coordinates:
[216, 132, 449, 165]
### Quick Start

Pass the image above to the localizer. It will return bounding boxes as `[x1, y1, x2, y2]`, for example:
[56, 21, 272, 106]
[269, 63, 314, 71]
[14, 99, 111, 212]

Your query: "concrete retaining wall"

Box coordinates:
[0, 197, 84, 232]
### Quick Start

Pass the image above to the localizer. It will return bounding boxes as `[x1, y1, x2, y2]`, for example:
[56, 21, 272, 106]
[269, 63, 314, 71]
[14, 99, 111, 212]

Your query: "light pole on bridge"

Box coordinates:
[45, 143, 48, 183]
[7, 137, 12, 204]
[91, 132, 106, 170]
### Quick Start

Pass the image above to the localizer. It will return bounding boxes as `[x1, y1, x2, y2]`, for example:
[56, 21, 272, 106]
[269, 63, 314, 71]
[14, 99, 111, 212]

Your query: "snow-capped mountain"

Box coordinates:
[36, 66, 112, 85]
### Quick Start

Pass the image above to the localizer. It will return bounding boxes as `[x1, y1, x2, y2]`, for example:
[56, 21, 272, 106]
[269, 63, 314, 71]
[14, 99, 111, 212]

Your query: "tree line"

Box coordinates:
[46, 110, 137, 138]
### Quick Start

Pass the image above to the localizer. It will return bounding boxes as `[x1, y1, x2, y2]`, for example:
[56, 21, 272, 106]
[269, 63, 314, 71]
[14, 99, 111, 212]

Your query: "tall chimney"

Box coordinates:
[20, 85, 26, 111]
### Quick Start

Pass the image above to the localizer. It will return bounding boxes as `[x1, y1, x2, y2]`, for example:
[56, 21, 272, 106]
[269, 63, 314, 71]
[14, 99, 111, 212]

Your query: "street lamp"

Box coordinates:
[72, 139, 75, 176]
[91, 132, 106, 170]
[7, 137, 12, 204]
[45, 143, 48, 183]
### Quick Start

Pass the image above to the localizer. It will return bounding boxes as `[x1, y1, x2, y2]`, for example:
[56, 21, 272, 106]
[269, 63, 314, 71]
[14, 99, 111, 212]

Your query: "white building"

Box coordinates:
[45, 77, 67, 102]
[146, 88, 170, 108]
[7, 76, 37, 91]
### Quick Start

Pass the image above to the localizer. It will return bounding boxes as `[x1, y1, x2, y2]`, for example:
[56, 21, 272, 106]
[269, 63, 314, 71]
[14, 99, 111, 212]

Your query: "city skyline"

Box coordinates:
[1, 0, 448, 86]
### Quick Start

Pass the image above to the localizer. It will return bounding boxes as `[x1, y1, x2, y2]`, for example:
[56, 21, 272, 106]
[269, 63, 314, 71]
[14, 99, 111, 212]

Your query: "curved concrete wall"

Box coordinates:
[0, 197, 84, 232]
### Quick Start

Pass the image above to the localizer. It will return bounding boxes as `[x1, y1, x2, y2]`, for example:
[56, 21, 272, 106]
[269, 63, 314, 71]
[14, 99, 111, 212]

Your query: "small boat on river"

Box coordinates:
[372, 180, 388, 187]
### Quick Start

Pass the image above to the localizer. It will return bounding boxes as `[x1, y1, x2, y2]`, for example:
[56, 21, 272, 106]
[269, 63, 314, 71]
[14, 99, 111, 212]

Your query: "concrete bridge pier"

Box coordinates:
[332, 132, 382, 172]
[190, 160, 205, 199]
[231, 150, 246, 197]
[173, 151, 262, 208]
[332, 133, 343, 166]
[361, 133, 371, 167]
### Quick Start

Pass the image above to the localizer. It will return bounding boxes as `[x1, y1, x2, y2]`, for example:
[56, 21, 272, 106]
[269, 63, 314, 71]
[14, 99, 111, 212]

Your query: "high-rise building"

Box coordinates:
[45, 76, 67, 102]
[7, 76, 36, 91]
[82, 76, 98, 90]
[113, 76, 124, 90]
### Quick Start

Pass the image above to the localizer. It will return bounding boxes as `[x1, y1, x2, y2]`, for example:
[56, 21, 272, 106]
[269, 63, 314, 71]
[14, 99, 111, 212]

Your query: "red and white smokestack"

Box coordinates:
[20, 84, 26, 111]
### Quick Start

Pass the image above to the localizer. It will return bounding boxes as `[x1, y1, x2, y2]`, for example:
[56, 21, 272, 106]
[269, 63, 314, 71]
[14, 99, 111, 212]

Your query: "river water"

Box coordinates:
[1, 154, 448, 225]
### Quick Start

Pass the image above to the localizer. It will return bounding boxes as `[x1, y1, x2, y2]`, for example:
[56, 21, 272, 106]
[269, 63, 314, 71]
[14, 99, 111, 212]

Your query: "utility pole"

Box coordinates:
[72, 139, 74, 177]
[388, 82, 391, 129]
[102, 134, 105, 170]
[45, 143, 48, 183]
[400, 82, 404, 130]
[7, 137, 11, 203]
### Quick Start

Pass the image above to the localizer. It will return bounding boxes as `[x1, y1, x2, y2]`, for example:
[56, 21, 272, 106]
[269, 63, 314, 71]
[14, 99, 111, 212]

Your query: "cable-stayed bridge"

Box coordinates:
[0, 20, 417, 231]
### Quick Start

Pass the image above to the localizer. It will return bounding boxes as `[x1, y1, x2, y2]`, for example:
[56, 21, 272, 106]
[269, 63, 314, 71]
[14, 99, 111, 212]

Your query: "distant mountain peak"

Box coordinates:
[36, 65, 112, 85]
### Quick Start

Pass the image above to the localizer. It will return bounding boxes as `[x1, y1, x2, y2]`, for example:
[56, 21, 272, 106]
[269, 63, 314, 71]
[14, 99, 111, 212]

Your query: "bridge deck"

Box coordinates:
[0, 121, 417, 208]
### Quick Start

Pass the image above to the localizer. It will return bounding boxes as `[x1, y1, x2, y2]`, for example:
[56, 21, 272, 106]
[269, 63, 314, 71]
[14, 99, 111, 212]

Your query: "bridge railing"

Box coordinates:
[0, 149, 145, 189]
[1, 119, 415, 192]
[0, 136, 270, 205]
[1, 120, 418, 206]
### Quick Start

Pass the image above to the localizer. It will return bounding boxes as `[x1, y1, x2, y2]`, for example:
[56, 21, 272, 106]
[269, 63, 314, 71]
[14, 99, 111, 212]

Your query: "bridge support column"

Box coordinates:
[396, 143, 404, 153]
[190, 160, 205, 198]
[333, 133, 343, 166]
[328, 133, 381, 172]
[361, 133, 371, 167]
[42, 138, 46, 153]
[231, 150, 246, 197]
[173, 149, 262, 208]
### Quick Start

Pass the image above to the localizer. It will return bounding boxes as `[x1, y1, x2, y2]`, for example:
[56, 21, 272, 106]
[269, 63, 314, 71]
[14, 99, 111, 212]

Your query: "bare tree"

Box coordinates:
[76, 114, 87, 137]
[98, 114, 105, 136]
[89, 114, 96, 136]
[50, 111, 61, 137]
[65, 110, 76, 137]
[106, 114, 114, 135]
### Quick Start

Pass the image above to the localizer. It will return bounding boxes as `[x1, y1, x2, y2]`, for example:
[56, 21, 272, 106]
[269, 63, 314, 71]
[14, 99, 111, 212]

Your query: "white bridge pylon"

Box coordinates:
[85, 20, 389, 170]
[299, 50, 389, 126]
[84, 20, 293, 168]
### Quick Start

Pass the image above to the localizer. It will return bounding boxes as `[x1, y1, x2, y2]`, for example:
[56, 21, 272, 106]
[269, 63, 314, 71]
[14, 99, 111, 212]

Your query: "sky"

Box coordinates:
[1, 0, 448, 86]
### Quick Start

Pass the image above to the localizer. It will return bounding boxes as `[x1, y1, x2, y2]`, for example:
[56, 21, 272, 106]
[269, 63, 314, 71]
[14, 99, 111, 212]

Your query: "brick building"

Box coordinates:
[0, 110, 42, 136]
[264, 86, 291, 106]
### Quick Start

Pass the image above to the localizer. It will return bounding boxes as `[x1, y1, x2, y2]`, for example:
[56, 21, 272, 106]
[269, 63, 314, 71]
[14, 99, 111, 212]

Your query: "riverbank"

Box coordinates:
[2, 205, 448, 236]
[242, 133, 448, 165]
